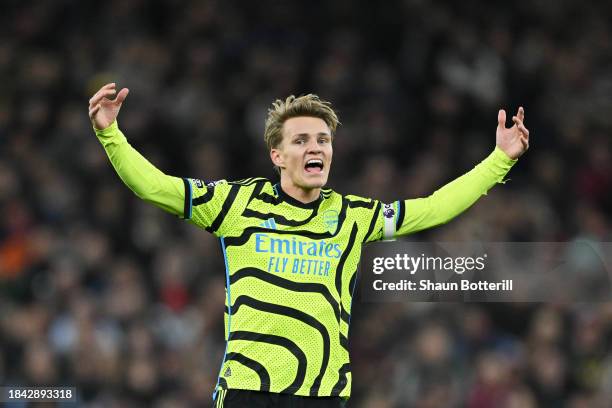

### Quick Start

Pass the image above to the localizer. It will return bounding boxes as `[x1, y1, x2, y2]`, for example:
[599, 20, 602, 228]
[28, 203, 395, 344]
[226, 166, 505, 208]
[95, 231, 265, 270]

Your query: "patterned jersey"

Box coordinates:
[182, 177, 403, 399]
[95, 122, 515, 400]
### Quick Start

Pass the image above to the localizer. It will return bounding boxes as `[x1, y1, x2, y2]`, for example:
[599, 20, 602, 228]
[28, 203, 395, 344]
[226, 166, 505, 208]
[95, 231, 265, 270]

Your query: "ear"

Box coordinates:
[270, 148, 284, 169]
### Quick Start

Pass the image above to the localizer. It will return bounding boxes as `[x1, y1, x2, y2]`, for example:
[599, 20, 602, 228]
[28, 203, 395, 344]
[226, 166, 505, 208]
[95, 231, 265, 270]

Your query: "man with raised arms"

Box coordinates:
[89, 83, 529, 407]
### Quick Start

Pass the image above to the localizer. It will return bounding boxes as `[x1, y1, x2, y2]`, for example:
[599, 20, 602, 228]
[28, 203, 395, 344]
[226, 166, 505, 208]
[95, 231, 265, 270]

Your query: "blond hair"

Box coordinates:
[263, 94, 340, 150]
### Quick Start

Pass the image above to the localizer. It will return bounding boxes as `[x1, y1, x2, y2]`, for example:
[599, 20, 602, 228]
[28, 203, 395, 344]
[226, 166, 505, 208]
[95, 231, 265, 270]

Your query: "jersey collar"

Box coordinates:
[274, 183, 323, 210]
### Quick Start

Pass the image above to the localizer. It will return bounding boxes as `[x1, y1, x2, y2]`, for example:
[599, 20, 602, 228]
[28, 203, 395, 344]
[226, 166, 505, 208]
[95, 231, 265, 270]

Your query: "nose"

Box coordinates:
[306, 137, 321, 153]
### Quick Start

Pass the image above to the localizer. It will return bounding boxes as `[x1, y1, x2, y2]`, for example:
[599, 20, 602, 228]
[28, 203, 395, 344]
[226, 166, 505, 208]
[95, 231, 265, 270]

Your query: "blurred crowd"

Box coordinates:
[1, 0, 611, 406]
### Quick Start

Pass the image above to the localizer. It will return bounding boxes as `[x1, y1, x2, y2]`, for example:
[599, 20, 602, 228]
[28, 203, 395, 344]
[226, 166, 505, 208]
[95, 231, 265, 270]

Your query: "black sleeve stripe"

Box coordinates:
[396, 200, 405, 230]
[206, 184, 241, 234]
[233, 177, 254, 185]
[346, 199, 375, 209]
[182, 178, 192, 219]
[249, 182, 282, 206]
[363, 201, 382, 243]
[193, 187, 215, 206]
[231, 177, 268, 186]
[247, 180, 266, 205]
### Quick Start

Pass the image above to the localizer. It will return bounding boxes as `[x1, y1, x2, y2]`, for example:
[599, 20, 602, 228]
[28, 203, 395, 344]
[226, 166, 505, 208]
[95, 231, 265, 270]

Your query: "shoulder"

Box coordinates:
[343, 193, 380, 210]
[196, 177, 272, 192]
[187, 177, 272, 200]
[322, 189, 380, 211]
[227, 177, 272, 187]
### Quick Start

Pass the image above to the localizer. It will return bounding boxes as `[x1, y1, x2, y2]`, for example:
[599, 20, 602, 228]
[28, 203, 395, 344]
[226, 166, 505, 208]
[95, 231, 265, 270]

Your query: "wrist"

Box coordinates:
[477, 146, 517, 183]
[94, 120, 119, 136]
[493, 146, 517, 165]
[94, 120, 127, 147]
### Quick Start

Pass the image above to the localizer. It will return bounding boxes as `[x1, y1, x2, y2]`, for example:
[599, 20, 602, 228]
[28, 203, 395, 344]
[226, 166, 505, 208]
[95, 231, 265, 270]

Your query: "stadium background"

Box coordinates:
[1, 0, 611, 406]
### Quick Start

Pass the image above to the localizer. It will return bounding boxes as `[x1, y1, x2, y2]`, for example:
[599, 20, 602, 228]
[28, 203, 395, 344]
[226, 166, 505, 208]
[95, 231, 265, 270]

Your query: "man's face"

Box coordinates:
[271, 116, 333, 190]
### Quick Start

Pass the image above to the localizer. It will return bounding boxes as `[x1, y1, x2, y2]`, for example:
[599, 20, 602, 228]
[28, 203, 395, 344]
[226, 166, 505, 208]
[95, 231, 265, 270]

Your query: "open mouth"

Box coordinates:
[304, 159, 324, 174]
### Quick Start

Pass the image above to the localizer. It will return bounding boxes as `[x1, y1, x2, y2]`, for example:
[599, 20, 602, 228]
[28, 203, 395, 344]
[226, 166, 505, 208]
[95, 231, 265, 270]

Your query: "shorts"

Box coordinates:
[213, 389, 348, 408]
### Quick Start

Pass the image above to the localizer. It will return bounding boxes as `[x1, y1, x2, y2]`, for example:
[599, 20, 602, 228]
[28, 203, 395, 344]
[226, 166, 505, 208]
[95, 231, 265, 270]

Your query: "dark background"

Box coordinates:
[1, 0, 611, 406]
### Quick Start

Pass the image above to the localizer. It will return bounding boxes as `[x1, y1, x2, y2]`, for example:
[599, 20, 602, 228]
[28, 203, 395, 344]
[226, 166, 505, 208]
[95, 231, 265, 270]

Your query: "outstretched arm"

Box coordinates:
[89, 83, 185, 216]
[390, 107, 530, 237]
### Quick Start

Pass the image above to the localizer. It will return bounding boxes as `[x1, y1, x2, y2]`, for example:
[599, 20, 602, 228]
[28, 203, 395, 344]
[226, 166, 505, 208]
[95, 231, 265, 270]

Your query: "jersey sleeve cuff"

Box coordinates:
[94, 120, 126, 146]
[482, 146, 518, 183]
[182, 178, 193, 220]
[94, 120, 119, 135]
[492, 146, 518, 166]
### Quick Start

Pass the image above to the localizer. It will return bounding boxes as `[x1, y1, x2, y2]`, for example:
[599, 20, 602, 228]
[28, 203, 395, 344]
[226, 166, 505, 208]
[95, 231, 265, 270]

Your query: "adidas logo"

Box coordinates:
[224, 366, 232, 377]
[259, 218, 277, 230]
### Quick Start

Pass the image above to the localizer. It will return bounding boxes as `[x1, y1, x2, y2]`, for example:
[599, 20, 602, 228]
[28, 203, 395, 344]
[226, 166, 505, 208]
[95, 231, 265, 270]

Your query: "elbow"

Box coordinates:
[134, 189, 152, 201]
[128, 182, 157, 202]
[133, 186, 159, 203]
[423, 196, 457, 227]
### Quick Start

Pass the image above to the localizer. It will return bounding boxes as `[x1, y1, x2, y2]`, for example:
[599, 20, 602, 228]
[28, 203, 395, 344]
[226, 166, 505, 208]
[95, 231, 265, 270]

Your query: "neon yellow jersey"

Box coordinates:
[183, 177, 390, 398]
[95, 121, 517, 400]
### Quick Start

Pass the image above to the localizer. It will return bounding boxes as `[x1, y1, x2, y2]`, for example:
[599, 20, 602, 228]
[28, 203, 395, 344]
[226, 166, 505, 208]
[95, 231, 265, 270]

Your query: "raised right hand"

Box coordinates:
[88, 83, 129, 130]
[495, 106, 530, 160]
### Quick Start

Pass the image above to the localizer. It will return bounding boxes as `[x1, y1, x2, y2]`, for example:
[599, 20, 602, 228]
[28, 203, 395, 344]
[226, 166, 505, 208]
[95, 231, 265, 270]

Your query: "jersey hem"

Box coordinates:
[216, 384, 350, 398]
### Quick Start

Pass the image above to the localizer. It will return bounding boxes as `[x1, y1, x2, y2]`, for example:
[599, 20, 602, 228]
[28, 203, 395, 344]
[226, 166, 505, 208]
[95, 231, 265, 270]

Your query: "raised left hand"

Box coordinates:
[496, 106, 530, 159]
[89, 82, 130, 131]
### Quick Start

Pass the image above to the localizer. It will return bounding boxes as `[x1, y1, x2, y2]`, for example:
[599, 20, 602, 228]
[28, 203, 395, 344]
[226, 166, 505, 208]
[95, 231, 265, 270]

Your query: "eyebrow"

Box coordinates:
[292, 132, 331, 138]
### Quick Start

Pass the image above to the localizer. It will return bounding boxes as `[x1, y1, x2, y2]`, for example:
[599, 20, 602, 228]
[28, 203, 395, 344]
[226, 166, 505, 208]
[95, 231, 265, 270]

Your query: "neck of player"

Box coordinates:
[280, 178, 321, 204]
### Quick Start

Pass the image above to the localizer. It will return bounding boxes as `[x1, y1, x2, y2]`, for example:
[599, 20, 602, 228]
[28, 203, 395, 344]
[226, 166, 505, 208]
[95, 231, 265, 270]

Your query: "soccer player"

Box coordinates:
[89, 83, 529, 407]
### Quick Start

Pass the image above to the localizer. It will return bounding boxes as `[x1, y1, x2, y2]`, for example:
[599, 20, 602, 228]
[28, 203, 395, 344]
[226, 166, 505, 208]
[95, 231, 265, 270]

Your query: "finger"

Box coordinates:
[512, 117, 530, 138]
[100, 82, 116, 91]
[88, 104, 101, 119]
[89, 89, 116, 107]
[112, 88, 129, 105]
[89, 83, 116, 103]
[89, 88, 116, 105]
[517, 106, 525, 122]
[498, 109, 506, 129]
